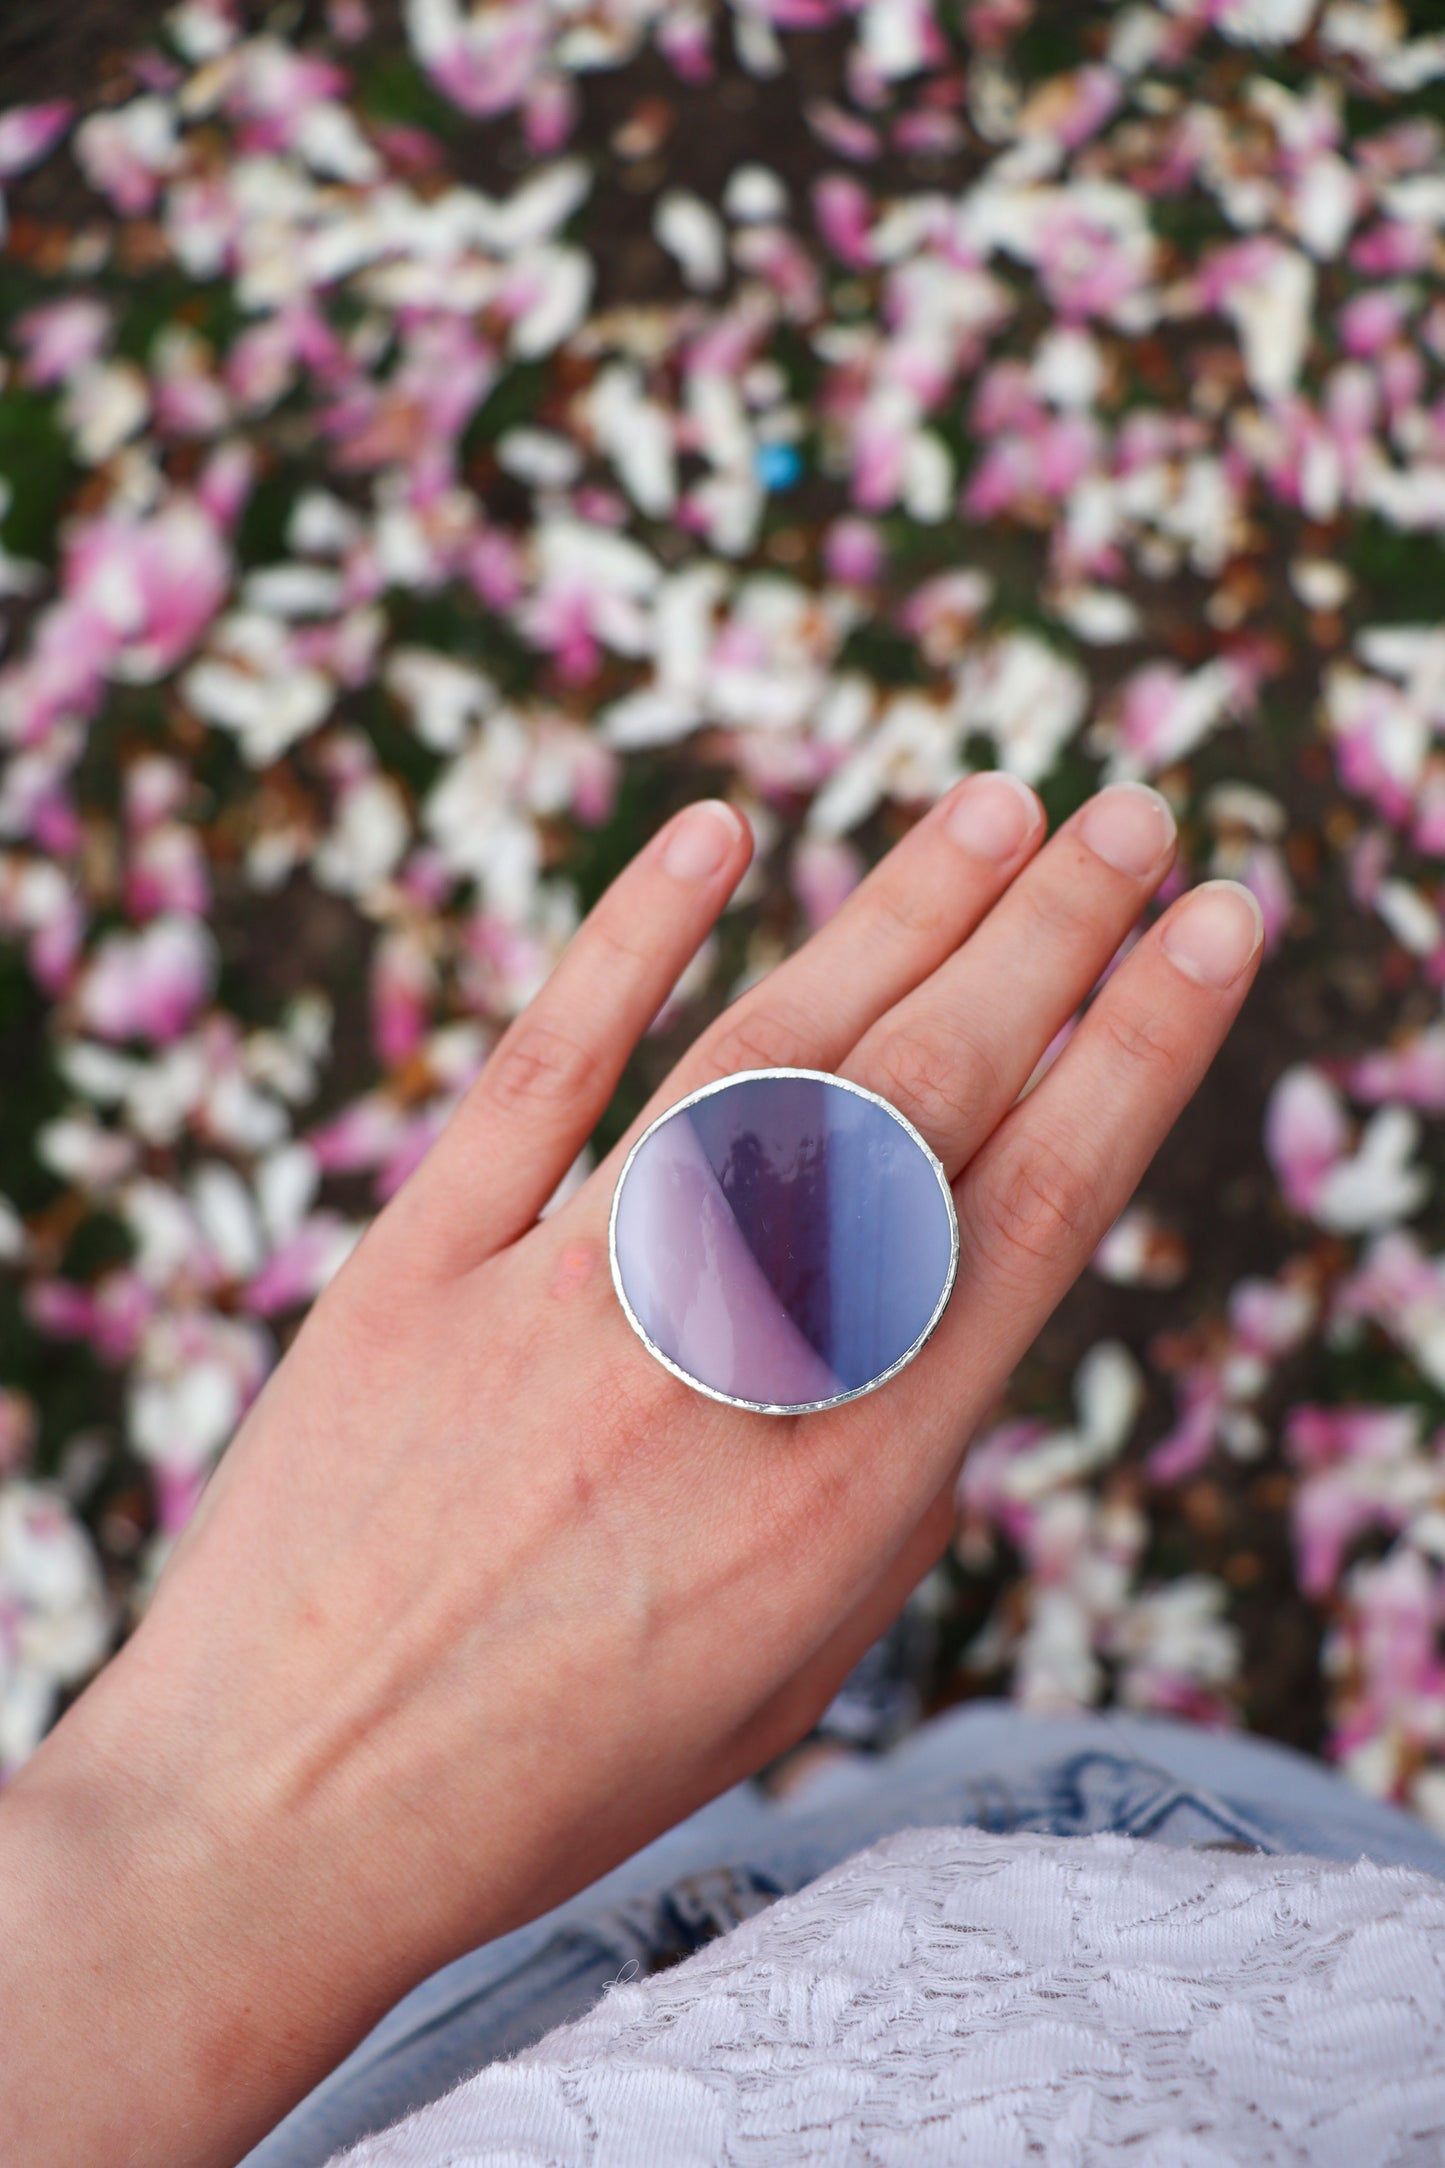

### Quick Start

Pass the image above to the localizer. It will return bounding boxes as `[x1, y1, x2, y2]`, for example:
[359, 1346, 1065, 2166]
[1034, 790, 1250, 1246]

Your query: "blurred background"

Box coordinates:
[2, 0, 1445, 1817]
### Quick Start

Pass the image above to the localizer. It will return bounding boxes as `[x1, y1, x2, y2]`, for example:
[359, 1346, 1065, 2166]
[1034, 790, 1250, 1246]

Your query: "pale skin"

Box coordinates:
[0, 772, 1263, 2167]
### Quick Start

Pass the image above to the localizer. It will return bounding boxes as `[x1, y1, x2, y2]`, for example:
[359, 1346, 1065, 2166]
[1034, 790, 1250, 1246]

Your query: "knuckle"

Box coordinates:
[700, 1002, 804, 1082]
[585, 907, 654, 975]
[869, 870, 953, 952]
[484, 1020, 596, 1115]
[1095, 993, 1181, 1078]
[972, 1128, 1096, 1290]
[870, 1030, 966, 1140]
[869, 1017, 1004, 1141]
[1016, 864, 1098, 951]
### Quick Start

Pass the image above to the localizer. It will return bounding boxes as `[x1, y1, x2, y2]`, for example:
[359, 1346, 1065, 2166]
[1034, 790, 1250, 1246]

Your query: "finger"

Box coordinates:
[841, 781, 1177, 1177]
[396, 799, 752, 1273]
[601, 771, 1045, 1171]
[940, 877, 1264, 1394]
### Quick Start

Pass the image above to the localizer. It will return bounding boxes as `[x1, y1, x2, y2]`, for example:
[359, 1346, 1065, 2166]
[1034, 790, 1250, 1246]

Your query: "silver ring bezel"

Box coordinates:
[607, 1066, 960, 1418]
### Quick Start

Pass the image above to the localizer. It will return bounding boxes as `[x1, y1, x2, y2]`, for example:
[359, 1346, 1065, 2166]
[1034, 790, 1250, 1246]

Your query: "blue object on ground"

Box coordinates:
[755, 442, 802, 491]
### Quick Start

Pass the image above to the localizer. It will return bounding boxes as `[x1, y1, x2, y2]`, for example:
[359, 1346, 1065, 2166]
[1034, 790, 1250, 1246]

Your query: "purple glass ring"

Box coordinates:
[609, 1068, 959, 1416]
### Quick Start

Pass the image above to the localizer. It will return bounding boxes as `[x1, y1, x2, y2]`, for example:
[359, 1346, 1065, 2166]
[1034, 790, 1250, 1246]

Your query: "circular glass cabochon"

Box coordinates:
[609, 1068, 959, 1415]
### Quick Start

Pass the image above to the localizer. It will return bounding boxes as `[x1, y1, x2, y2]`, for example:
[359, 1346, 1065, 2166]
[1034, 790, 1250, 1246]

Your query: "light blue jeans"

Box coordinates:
[246, 1704, 1445, 2168]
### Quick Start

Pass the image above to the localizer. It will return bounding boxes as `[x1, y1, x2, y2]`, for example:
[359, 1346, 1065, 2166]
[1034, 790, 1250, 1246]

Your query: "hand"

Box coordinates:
[0, 775, 1261, 2166]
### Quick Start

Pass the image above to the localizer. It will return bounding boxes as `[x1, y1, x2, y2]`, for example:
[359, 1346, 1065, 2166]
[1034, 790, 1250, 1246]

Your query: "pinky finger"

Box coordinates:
[395, 800, 752, 1276]
[943, 878, 1264, 1392]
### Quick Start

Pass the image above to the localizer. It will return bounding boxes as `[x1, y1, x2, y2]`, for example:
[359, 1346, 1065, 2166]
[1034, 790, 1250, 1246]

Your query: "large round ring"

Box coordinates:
[608, 1067, 959, 1416]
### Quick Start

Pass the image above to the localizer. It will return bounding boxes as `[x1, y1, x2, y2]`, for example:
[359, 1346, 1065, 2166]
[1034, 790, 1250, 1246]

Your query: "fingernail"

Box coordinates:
[662, 800, 742, 881]
[946, 772, 1040, 862]
[1079, 783, 1176, 877]
[1162, 880, 1264, 987]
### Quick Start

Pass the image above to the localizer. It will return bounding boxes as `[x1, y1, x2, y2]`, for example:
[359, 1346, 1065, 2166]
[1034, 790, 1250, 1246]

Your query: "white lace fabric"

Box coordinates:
[335, 1826, 1445, 2166]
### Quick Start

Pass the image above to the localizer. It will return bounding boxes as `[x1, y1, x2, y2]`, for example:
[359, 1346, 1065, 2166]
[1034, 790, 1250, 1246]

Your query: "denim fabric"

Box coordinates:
[245, 1704, 1445, 2168]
